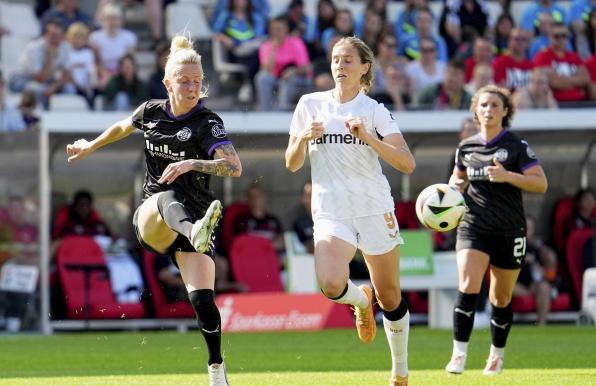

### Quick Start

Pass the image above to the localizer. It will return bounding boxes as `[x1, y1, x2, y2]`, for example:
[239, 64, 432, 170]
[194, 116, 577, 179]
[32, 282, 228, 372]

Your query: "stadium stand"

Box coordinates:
[142, 251, 195, 318]
[552, 196, 575, 255]
[219, 202, 250, 255]
[164, 2, 212, 41]
[229, 234, 284, 292]
[49, 94, 90, 111]
[55, 236, 145, 320]
[566, 228, 596, 307]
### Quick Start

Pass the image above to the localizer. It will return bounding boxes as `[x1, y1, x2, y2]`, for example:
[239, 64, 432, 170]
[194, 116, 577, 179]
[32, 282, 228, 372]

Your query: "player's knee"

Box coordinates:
[490, 293, 512, 308]
[459, 277, 482, 293]
[319, 279, 346, 298]
[375, 287, 401, 310]
[188, 289, 221, 329]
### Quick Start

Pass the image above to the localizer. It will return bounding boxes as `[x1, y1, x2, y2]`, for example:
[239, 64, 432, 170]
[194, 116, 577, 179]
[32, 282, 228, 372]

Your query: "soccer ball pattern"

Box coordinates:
[415, 183, 465, 232]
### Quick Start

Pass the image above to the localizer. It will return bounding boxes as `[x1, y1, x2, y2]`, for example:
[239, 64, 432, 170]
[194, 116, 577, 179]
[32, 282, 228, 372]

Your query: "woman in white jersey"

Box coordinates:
[285, 36, 416, 386]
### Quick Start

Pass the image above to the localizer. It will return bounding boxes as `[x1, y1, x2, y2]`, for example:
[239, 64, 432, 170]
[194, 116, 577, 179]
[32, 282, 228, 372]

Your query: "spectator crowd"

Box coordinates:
[0, 0, 595, 127]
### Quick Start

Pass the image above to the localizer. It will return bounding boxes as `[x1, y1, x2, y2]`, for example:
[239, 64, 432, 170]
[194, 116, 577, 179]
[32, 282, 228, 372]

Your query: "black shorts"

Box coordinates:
[132, 206, 215, 263]
[456, 227, 526, 269]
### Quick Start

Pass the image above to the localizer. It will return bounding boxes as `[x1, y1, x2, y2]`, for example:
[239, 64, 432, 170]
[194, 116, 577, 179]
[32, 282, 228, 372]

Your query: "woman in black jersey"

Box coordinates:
[66, 35, 241, 386]
[445, 85, 547, 376]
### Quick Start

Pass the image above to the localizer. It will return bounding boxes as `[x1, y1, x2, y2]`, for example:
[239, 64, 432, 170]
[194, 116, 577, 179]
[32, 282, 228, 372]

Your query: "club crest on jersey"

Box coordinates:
[494, 148, 508, 162]
[211, 124, 226, 138]
[176, 127, 192, 141]
[522, 140, 537, 159]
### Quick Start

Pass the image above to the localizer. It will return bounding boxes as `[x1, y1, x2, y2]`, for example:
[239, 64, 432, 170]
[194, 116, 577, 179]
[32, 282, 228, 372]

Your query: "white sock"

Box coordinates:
[383, 312, 410, 377]
[453, 340, 469, 355]
[331, 280, 369, 309]
[490, 345, 505, 358]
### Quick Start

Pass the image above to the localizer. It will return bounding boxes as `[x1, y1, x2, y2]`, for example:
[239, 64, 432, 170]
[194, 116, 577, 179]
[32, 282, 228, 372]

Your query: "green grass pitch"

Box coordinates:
[1, 326, 595, 385]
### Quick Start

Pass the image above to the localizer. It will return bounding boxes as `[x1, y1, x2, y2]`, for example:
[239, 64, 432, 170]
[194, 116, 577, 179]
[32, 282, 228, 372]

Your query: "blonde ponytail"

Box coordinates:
[165, 35, 203, 80]
[164, 34, 208, 97]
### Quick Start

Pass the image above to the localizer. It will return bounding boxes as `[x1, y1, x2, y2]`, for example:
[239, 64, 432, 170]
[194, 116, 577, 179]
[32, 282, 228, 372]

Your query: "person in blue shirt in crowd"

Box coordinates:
[40, 0, 94, 34]
[521, 0, 568, 35]
[528, 12, 573, 59]
[212, 0, 267, 84]
[395, 0, 429, 38]
[211, 0, 269, 26]
[399, 6, 448, 62]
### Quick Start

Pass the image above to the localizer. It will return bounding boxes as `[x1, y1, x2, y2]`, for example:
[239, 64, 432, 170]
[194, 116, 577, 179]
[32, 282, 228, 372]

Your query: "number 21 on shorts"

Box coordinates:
[513, 237, 527, 262]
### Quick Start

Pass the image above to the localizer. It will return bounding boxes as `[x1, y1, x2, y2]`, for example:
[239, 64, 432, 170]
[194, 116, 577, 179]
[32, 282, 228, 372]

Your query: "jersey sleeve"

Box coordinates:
[289, 96, 308, 136]
[517, 139, 540, 171]
[196, 114, 232, 157]
[373, 102, 401, 137]
[455, 147, 466, 170]
[130, 102, 148, 131]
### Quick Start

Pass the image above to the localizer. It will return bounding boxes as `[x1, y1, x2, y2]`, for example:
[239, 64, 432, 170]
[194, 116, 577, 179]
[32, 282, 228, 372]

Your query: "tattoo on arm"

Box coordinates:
[191, 144, 241, 176]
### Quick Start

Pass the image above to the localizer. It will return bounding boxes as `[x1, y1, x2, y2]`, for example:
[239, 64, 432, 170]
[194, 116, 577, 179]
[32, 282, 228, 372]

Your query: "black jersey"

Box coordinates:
[455, 130, 539, 236]
[131, 99, 232, 221]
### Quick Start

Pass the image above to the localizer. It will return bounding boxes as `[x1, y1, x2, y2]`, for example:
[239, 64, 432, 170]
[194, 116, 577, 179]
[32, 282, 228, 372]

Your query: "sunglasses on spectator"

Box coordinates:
[421, 47, 436, 53]
[552, 33, 568, 39]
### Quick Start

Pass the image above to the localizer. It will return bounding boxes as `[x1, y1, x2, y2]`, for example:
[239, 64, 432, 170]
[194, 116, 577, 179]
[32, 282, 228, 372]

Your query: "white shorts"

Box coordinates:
[313, 211, 404, 255]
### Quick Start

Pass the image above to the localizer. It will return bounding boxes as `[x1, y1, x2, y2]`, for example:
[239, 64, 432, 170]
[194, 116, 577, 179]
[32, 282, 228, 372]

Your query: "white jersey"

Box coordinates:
[290, 90, 401, 220]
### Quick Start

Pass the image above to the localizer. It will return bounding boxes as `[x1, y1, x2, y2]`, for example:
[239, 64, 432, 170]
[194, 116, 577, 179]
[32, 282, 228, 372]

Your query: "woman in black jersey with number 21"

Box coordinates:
[445, 85, 548, 376]
[66, 35, 241, 386]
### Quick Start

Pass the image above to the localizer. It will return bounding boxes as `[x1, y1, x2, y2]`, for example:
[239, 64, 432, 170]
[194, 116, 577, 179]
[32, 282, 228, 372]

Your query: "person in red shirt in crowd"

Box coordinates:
[564, 188, 596, 246]
[52, 190, 111, 240]
[533, 22, 591, 104]
[493, 28, 534, 92]
[464, 37, 493, 83]
[233, 183, 284, 256]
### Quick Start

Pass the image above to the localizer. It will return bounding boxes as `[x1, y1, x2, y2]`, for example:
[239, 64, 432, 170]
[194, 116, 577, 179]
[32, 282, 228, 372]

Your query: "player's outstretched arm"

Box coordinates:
[66, 119, 135, 163]
[158, 144, 242, 184]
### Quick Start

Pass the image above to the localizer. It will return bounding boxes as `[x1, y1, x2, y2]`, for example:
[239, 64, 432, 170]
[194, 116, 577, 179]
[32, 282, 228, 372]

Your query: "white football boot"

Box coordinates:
[445, 352, 467, 374]
[191, 200, 222, 253]
[208, 362, 229, 386]
[483, 355, 504, 375]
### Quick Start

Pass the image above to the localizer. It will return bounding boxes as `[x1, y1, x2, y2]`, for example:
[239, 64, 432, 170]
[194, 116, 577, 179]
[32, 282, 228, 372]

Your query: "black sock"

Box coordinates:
[490, 303, 513, 348]
[453, 291, 478, 342]
[188, 289, 222, 365]
[382, 298, 408, 321]
[157, 190, 193, 239]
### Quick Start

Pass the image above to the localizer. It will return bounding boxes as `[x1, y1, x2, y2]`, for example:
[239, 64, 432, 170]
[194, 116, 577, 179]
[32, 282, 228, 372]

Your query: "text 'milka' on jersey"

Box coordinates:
[455, 129, 539, 236]
[131, 99, 231, 221]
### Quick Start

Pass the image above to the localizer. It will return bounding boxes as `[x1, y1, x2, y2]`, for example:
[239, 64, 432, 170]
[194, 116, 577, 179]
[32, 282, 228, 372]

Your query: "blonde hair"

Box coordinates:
[66, 22, 90, 41]
[470, 84, 516, 128]
[165, 35, 207, 97]
[334, 36, 375, 94]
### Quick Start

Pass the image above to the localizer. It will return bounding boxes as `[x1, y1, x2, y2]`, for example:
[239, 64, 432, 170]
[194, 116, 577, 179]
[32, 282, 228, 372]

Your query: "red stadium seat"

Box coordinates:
[229, 234, 284, 292]
[552, 197, 574, 254]
[566, 229, 596, 306]
[511, 292, 571, 313]
[395, 200, 420, 230]
[55, 236, 145, 320]
[403, 291, 428, 314]
[220, 202, 250, 255]
[142, 252, 195, 318]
